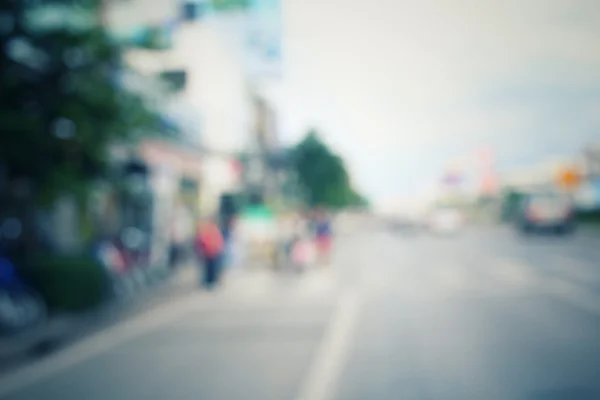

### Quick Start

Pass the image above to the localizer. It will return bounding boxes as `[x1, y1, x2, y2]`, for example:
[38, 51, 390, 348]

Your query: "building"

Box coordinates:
[103, 0, 206, 266]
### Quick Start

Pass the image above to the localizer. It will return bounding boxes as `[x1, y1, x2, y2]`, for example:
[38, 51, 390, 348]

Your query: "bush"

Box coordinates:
[19, 254, 110, 313]
[576, 210, 600, 225]
[500, 190, 525, 223]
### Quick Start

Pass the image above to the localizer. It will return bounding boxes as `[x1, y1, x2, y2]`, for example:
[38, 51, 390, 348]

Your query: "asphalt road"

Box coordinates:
[1, 225, 599, 400]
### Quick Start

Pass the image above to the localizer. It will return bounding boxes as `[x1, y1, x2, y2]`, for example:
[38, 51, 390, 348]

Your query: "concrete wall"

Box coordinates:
[171, 18, 252, 153]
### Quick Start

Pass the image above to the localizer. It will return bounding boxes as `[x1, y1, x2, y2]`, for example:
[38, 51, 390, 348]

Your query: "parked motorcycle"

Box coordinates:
[93, 238, 130, 299]
[0, 256, 47, 337]
[118, 226, 150, 286]
[92, 227, 151, 300]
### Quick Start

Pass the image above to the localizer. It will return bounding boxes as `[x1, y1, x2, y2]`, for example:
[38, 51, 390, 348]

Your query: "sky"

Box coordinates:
[107, 0, 600, 206]
[260, 0, 600, 205]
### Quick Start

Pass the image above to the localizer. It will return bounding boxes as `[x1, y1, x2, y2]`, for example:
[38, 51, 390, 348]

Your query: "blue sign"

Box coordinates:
[245, 0, 282, 79]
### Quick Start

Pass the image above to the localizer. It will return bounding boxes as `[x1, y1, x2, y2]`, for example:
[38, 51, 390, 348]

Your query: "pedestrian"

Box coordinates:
[219, 214, 236, 269]
[290, 228, 314, 273]
[278, 212, 296, 268]
[283, 212, 309, 272]
[314, 208, 333, 266]
[194, 216, 225, 289]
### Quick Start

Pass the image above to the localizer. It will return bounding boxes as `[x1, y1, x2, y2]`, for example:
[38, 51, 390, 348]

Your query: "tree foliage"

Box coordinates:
[289, 131, 368, 209]
[0, 0, 161, 205]
[500, 188, 525, 222]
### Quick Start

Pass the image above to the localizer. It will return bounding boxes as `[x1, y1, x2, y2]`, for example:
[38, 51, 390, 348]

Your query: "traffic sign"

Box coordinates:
[556, 166, 582, 191]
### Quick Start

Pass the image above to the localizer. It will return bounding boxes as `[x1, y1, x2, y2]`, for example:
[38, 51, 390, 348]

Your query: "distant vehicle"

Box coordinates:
[388, 215, 423, 233]
[516, 191, 575, 235]
[427, 207, 464, 235]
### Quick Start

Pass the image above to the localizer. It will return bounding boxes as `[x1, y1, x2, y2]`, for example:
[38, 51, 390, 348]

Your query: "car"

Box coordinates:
[516, 191, 575, 235]
[388, 215, 421, 232]
[427, 207, 464, 235]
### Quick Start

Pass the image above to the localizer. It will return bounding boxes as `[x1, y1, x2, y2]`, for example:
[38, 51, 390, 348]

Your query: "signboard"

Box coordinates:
[139, 140, 203, 178]
[556, 166, 582, 191]
[245, 0, 282, 79]
[182, 0, 210, 20]
[205, 0, 281, 79]
[480, 172, 498, 196]
[238, 204, 277, 242]
[210, 0, 248, 12]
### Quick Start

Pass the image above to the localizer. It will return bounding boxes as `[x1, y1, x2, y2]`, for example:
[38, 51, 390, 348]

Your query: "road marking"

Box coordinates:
[0, 269, 346, 398]
[295, 288, 361, 400]
[549, 255, 600, 285]
[490, 259, 537, 287]
[495, 258, 600, 316]
[544, 276, 600, 316]
[0, 292, 207, 398]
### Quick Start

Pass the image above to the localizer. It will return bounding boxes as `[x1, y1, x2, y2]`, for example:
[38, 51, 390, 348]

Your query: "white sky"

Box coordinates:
[107, 0, 600, 205]
[262, 0, 600, 204]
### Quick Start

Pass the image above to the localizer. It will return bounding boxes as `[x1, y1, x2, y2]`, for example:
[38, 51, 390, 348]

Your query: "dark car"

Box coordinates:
[516, 191, 575, 235]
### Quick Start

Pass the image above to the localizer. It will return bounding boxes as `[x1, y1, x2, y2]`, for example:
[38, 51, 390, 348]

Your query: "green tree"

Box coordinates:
[500, 188, 524, 222]
[1, 0, 162, 250]
[289, 130, 368, 209]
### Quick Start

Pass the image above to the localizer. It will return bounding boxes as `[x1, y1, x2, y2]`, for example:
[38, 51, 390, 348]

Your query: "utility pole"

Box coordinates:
[584, 144, 600, 179]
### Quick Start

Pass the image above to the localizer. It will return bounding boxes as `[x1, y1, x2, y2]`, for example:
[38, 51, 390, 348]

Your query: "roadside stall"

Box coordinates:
[237, 204, 278, 269]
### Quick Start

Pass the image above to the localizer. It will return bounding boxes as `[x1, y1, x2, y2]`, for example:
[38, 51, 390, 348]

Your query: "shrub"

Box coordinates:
[576, 210, 600, 225]
[19, 253, 110, 313]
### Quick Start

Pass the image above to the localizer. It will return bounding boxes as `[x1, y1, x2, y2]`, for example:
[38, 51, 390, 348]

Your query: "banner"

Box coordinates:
[210, 0, 248, 12]
[245, 0, 282, 79]
[204, 0, 281, 80]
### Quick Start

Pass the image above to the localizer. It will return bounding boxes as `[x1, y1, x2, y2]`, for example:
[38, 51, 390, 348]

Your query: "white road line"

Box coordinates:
[295, 288, 362, 400]
[544, 277, 600, 316]
[495, 258, 600, 316]
[490, 258, 537, 287]
[549, 255, 600, 285]
[0, 292, 207, 398]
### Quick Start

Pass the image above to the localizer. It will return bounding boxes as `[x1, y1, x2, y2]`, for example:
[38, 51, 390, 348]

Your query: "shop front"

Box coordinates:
[139, 139, 203, 268]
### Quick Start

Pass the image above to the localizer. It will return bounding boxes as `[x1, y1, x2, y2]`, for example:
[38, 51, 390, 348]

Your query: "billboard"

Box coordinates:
[245, 0, 282, 79]
[205, 0, 281, 80]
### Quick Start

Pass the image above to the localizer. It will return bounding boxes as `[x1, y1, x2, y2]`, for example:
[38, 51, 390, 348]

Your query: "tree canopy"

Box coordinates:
[289, 131, 368, 209]
[0, 0, 161, 205]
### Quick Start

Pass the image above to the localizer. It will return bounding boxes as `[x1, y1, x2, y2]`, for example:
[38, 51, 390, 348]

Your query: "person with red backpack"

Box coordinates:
[195, 217, 225, 289]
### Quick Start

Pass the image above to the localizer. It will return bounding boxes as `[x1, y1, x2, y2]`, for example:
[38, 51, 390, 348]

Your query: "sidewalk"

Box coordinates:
[0, 264, 199, 376]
